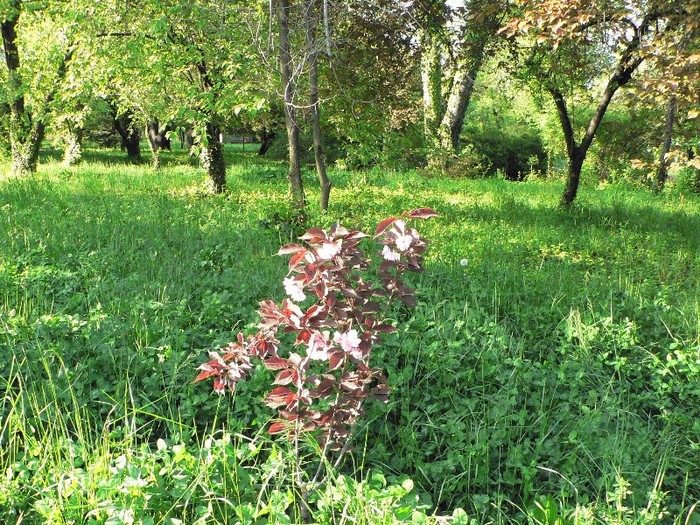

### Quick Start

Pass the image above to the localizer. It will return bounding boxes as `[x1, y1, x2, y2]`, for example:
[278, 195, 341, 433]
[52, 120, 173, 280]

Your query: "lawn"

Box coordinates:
[1, 145, 699, 524]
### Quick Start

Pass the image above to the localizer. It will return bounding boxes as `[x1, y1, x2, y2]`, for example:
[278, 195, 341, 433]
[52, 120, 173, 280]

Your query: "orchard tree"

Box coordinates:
[1, 0, 76, 175]
[324, 0, 421, 168]
[503, 0, 699, 206]
[635, 2, 700, 191]
[88, 0, 265, 190]
[418, 0, 506, 169]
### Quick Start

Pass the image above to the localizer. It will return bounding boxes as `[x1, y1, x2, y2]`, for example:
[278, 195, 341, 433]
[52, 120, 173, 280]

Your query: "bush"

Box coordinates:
[461, 125, 547, 180]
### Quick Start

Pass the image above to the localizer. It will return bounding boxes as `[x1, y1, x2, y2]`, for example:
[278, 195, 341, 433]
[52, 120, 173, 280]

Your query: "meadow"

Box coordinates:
[1, 145, 699, 524]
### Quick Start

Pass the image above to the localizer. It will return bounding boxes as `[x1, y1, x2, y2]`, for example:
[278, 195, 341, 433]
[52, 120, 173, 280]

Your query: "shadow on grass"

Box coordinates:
[38, 142, 266, 169]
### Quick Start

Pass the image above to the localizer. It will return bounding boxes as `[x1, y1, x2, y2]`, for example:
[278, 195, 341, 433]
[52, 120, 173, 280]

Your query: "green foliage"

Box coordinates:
[459, 62, 550, 180]
[1, 147, 700, 524]
[461, 124, 546, 180]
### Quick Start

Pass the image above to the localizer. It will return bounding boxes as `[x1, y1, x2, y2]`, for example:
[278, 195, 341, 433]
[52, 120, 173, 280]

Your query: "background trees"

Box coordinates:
[1, 0, 698, 205]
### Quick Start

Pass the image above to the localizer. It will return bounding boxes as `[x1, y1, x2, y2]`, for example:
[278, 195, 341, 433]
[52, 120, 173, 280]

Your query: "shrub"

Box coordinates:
[461, 125, 547, 180]
[195, 209, 437, 515]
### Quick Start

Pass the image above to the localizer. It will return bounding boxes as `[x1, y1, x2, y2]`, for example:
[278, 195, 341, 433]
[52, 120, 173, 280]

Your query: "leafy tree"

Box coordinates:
[503, 0, 698, 205]
[1, 0, 75, 175]
[418, 0, 506, 169]
[323, 0, 422, 168]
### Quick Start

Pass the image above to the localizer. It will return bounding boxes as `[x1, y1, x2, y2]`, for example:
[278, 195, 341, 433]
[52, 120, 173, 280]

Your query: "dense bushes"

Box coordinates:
[459, 124, 547, 180]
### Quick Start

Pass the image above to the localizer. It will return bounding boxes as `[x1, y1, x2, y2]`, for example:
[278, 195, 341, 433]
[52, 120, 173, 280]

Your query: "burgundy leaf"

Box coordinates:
[300, 227, 327, 242]
[268, 421, 288, 434]
[289, 250, 308, 270]
[400, 295, 417, 308]
[374, 217, 397, 237]
[406, 207, 439, 219]
[264, 357, 289, 370]
[295, 329, 311, 345]
[194, 369, 219, 382]
[278, 243, 306, 255]
[329, 351, 345, 371]
[265, 387, 295, 408]
[273, 370, 294, 386]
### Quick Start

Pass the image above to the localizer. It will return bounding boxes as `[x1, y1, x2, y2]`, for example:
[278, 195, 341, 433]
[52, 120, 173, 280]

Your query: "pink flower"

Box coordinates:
[382, 245, 401, 262]
[316, 242, 341, 260]
[333, 329, 363, 360]
[283, 277, 306, 302]
[307, 331, 332, 361]
[395, 233, 413, 251]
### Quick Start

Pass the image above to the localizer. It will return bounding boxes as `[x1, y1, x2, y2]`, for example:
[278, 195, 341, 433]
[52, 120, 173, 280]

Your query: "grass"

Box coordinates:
[1, 144, 699, 524]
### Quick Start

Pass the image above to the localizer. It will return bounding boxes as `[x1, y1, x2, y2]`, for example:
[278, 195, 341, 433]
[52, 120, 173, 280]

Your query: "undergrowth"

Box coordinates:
[1, 146, 699, 524]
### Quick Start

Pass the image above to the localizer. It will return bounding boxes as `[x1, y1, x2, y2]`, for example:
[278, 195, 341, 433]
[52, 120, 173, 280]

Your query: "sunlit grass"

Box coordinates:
[1, 144, 699, 523]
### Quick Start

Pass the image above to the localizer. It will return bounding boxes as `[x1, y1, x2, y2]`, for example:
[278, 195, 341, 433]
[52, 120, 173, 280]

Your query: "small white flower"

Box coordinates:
[395, 234, 413, 251]
[283, 277, 306, 302]
[382, 245, 401, 262]
[460, 258, 469, 267]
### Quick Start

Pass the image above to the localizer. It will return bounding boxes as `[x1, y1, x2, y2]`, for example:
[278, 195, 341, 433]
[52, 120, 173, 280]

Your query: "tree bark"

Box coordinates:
[420, 30, 442, 168]
[437, 49, 484, 155]
[2, 4, 42, 175]
[654, 96, 677, 193]
[180, 126, 195, 152]
[63, 122, 83, 167]
[111, 106, 141, 161]
[147, 120, 171, 169]
[304, 0, 331, 211]
[550, 14, 652, 206]
[551, 63, 644, 205]
[278, 0, 306, 209]
[201, 122, 226, 193]
[258, 129, 277, 156]
[689, 148, 700, 193]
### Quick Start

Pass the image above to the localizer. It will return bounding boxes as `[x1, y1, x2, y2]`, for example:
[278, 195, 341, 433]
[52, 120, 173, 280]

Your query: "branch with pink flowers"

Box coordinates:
[195, 208, 437, 519]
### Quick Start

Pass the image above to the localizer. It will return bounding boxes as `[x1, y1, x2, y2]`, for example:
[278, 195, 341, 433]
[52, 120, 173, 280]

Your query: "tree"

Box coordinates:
[1, 0, 74, 175]
[417, 0, 505, 169]
[503, 0, 699, 206]
[323, 0, 421, 168]
[108, 99, 142, 161]
[304, 0, 331, 211]
[277, 0, 306, 208]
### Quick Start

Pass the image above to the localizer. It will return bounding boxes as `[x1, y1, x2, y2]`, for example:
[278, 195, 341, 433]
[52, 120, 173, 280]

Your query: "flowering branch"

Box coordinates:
[195, 208, 437, 452]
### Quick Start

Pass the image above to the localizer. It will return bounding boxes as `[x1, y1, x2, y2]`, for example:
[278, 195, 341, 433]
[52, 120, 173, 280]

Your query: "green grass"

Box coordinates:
[1, 145, 699, 524]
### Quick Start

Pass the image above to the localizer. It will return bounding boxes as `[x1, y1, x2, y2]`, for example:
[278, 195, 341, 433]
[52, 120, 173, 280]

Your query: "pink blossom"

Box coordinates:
[382, 245, 401, 262]
[316, 242, 341, 260]
[283, 277, 306, 302]
[307, 331, 332, 361]
[395, 233, 414, 251]
[333, 329, 363, 360]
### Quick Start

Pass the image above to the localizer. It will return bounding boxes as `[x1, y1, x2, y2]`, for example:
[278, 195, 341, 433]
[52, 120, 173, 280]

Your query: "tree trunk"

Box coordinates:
[63, 122, 83, 166]
[561, 148, 586, 206]
[437, 49, 484, 155]
[304, 0, 331, 211]
[201, 122, 226, 193]
[2, 4, 42, 175]
[147, 120, 171, 169]
[654, 96, 677, 193]
[278, 0, 306, 209]
[180, 126, 194, 152]
[258, 129, 276, 156]
[420, 30, 443, 168]
[689, 148, 700, 193]
[547, 13, 650, 206]
[112, 107, 141, 161]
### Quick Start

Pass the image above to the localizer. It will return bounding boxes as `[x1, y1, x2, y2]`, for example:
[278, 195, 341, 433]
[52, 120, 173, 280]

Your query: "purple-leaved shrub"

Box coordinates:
[195, 208, 437, 452]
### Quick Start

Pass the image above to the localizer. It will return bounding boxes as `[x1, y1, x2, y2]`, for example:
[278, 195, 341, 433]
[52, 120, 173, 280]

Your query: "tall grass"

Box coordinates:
[1, 146, 699, 524]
